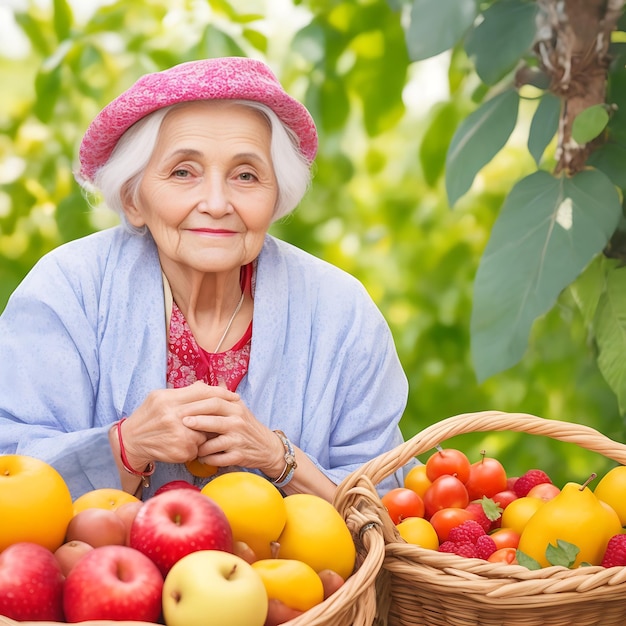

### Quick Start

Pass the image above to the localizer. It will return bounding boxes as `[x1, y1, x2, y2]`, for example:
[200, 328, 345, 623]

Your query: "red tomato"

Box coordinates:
[425, 448, 471, 484]
[465, 455, 507, 500]
[489, 528, 521, 550]
[381, 487, 425, 524]
[429, 507, 474, 542]
[487, 547, 518, 564]
[423, 474, 470, 519]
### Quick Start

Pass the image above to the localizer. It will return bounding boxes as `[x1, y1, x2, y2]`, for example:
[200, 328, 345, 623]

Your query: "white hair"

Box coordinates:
[87, 100, 312, 233]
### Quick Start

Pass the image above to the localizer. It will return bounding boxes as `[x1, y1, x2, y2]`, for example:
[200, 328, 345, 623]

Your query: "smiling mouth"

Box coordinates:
[188, 228, 236, 235]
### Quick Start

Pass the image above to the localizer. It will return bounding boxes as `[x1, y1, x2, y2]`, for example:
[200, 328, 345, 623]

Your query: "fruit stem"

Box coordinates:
[226, 564, 238, 580]
[270, 541, 281, 559]
[580, 473, 597, 490]
[479, 449, 486, 463]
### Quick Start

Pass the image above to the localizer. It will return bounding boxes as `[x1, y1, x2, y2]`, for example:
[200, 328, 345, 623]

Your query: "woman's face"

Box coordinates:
[123, 100, 278, 276]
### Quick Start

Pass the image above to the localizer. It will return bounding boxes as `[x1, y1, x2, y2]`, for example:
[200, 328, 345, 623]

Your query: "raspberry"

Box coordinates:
[514, 469, 552, 497]
[448, 519, 486, 544]
[601, 534, 626, 568]
[439, 541, 478, 558]
[475, 534, 497, 560]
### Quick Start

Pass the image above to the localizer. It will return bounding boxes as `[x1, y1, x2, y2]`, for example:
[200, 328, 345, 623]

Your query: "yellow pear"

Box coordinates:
[518, 478, 622, 567]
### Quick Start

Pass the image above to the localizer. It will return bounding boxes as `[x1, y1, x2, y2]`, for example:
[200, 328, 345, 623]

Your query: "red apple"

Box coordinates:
[65, 507, 127, 547]
[129, 488, 233, 576]
[526, 482, 561, 501]
[63, 544, 163, 622]
[54, 540, 94, 576]
[154, 479, 201, 496]
[0, 542, 64, 621]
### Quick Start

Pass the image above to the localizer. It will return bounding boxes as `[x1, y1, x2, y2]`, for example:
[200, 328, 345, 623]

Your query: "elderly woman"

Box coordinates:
[0, 57, 408, 502]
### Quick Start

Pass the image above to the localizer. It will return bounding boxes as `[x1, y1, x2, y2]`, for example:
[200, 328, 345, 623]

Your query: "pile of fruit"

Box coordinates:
[381, 447, 626, 569]
[0, 455, 355, 625]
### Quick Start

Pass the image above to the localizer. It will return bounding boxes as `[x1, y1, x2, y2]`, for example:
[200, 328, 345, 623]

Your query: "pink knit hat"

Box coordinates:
[78, 56, 318, 183]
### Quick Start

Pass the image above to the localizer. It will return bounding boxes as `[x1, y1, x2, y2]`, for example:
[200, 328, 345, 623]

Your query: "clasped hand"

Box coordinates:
[121, 381, 282, 478]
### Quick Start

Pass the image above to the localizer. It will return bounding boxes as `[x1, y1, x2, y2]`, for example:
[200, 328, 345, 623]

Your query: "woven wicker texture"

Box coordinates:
[333, 410, 626, 626]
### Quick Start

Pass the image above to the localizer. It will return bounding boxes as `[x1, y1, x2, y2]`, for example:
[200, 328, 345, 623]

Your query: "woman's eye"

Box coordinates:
[239, 172, 256, 181]
[172, 168, 191, 178]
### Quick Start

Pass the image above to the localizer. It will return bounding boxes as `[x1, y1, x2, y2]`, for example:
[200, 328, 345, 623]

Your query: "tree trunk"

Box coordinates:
[535, 0, 625, 174]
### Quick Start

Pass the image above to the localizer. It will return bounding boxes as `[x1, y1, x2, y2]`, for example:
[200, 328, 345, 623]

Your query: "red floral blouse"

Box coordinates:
[166, 265, 253, 392]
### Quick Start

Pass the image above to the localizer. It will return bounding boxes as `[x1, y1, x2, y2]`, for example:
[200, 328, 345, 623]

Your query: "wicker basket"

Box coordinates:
[0, 500, 385, 626]
[333, 410, 626, 626]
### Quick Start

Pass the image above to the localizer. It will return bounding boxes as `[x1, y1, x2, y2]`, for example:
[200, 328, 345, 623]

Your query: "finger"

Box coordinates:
[318, 569, 345, 598]
[264, 599, 304, 626]
[181, 398, 242, 430]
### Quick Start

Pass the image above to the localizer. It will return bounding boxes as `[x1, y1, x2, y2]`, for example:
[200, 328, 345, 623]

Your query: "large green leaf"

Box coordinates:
[445, 89, 519, 207]
[464, 0, 538, 85]
[528, 92, 560, 166]
[471, 169, 622, 381]
[52, 0, 74, 41]
[406, 0, 477, 61]
[420, 101, 459, 187]
[570, 255, 606, 328]
[595, 266, 626, 414]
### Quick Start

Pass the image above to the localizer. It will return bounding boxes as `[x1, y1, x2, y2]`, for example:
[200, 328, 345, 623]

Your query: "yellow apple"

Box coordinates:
[274, 494, 356, 579]
[252, 558, 324, 612]
[72, 487, 140, 515]
[0, 454, 73, 551]
[201, 472, 286, 559]
[594, 466, 626, 525]
[162, 550, 268, 626]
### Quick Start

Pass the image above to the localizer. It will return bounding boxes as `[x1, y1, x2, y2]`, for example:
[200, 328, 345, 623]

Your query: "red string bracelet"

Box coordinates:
[115, 418, 155, 488]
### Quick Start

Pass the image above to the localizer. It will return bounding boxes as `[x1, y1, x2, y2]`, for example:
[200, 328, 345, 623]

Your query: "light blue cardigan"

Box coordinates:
[0, 227, 408, 498]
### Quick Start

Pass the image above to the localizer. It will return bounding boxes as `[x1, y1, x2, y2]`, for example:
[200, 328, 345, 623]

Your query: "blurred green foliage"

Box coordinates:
[0, 0, 623, 486]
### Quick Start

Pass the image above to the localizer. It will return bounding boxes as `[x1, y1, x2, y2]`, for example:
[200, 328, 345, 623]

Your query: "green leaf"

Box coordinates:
[406, 0, 477, 61]
[545, 540, 579, 568]
[465, 0, 538, 85]
[479, 496, 502, 522]
[528, 92, 560, 165]
[570, 256, 606, 327]
[516, 549, 542, 570]
[445, 89, 519, 207]
[471, 170, 622, 381]
[33, 39, 72, 123]
[52, 0, 74, 41]
[347, 5, 409, 137]
[572, 105, 610, 145]
[14, 11, 53, 56]
[195, 25, 247, 59]
[291, 21, 326, 65]
[595, 266, 626, 414]
[588, 142, 626, 189]
[319, 75, 351, 132]
[242, 28, 267, 53]
[420, 102, 459, 187]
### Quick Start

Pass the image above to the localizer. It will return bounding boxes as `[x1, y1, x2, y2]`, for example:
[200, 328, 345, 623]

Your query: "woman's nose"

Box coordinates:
[195, 176, 232, 216]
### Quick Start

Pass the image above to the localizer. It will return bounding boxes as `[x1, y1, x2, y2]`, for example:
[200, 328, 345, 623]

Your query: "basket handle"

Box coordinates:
[335, 410, 626, 514]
